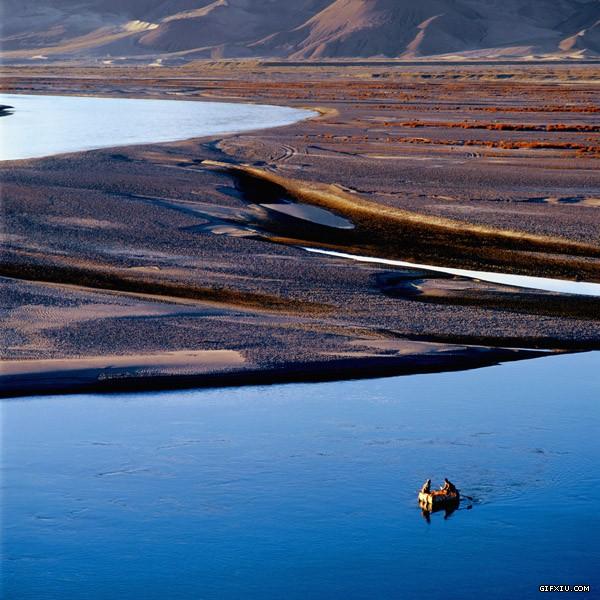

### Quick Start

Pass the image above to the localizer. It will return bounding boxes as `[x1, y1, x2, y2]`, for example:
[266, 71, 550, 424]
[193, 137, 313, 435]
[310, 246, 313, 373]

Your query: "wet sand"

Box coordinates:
[1, 62, 599, 397]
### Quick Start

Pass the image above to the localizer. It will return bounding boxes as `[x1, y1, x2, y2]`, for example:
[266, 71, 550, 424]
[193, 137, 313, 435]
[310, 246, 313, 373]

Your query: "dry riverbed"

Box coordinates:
[1, 62, 599, 396]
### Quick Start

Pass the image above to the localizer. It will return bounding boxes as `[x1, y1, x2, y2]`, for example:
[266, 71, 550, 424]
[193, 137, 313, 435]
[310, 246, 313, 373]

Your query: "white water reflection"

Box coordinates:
[0, 94, 315, 161]
[304, 247, 600, 297]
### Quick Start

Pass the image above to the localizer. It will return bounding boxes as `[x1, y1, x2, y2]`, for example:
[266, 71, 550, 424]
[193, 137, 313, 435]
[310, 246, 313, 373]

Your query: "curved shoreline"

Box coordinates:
[0, 93, 316, 162]
[0, 346, 547, 399]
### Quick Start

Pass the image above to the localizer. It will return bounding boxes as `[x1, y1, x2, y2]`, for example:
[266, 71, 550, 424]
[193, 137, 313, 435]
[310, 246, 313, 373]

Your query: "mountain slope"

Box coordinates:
[1, 0, 599, 61]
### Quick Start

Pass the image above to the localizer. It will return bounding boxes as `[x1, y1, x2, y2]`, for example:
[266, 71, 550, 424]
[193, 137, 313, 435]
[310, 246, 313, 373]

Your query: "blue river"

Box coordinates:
[2, 352, 599, 599]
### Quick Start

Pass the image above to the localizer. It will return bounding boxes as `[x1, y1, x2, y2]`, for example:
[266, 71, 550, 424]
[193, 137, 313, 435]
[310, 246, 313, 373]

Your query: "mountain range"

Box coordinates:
[2, 0, 599, 62]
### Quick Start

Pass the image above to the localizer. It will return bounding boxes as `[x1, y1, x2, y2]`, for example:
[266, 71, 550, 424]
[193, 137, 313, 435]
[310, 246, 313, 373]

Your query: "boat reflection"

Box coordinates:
[420, 499, 460, 523]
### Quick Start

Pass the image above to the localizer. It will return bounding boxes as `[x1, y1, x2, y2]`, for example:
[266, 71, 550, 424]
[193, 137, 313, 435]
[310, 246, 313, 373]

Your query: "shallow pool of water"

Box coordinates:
[2, 352, 599, 599]
[0, 94, 314, 161]
[261, 202, 355, 229]
[304, 247, 600, 297]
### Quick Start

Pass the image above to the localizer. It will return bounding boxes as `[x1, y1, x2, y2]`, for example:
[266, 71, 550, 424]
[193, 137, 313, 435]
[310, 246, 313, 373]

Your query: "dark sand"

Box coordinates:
[1, 62, 599, 397]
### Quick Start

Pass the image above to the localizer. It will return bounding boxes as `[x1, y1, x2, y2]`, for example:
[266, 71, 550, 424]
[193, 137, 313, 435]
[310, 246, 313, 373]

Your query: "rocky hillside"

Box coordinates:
[2, 0, 599, 61]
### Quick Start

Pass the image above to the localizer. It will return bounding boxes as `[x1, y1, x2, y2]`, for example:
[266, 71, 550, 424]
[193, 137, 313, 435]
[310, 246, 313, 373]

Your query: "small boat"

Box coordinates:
[419, 490, 460, 508]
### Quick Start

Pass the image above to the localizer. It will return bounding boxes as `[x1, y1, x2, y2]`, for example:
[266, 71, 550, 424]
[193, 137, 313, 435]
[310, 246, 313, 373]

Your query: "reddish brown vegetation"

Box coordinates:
[478, 105, 600, 114]
[390, 136, 600, 156]
[384, 120, 600, 133]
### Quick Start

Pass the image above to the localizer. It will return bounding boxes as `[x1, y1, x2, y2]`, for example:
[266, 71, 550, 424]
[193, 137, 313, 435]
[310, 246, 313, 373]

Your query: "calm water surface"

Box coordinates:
[2, 352, 599, 599]
[0, 94, 314, 161]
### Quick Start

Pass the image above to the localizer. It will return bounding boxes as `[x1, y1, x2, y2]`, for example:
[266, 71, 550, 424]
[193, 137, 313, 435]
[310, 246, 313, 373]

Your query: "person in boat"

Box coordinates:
[442, 478, 458, 495]
[420, 479, 432, 494]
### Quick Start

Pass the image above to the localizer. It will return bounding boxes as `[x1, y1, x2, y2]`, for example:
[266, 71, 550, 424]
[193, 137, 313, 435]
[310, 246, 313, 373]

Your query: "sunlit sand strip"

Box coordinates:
[0, 350, 245, 376]
[303, 247, 600, 297]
